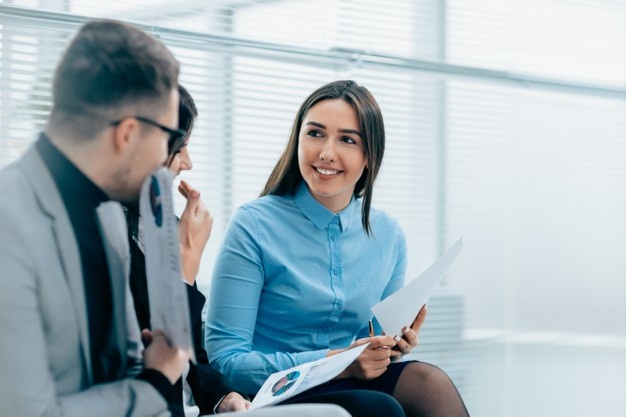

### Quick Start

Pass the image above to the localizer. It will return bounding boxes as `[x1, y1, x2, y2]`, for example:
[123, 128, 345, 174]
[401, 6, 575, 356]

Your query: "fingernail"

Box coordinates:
[393, 335, 401, 342]
[403, 326, 410, 334]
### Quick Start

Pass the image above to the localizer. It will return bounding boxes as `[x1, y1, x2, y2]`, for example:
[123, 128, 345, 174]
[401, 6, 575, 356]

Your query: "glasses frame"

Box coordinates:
[111, 115, 187, 148]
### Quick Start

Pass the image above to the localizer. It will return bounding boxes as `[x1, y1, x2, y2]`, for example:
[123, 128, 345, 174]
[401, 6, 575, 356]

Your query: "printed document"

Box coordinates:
[250, 343, 369, 409]
[371, 238, 463, 338]
[140, 168, 195, 362]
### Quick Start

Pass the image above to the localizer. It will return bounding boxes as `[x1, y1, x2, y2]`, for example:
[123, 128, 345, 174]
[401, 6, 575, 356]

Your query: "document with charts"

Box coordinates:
[250, 343, 369, 410]
[140, 167, 195, 362]
[371, 238, 463, 338]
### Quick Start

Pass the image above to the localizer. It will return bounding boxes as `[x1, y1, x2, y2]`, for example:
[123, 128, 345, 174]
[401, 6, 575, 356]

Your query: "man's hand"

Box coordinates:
[141, 329, 189, 384]
[177, 180, 213, 284]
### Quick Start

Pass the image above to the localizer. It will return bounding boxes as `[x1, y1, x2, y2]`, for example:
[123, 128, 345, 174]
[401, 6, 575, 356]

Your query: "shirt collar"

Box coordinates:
[36, 132, 109, 210]
[293, 181, 359, 231]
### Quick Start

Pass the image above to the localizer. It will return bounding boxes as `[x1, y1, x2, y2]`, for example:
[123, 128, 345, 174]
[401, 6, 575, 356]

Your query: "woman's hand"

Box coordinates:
[330, 335, 397, 380]
[216, 392, 251, 413]
[390, 304, 428, 358]
[178, 180, 213, 284]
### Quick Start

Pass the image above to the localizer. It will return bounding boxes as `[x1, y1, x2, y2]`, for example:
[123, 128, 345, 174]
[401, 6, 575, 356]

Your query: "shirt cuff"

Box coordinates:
[212, 392, 251, 414]
[136, 369, 179, 406]
[212, 394, 228, 414]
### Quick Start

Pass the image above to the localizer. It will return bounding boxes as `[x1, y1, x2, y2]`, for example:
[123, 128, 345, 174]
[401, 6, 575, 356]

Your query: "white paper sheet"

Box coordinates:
[140, 168, 195, 362]
[250, 343, 370, 410]
[371, 238, 463, 338]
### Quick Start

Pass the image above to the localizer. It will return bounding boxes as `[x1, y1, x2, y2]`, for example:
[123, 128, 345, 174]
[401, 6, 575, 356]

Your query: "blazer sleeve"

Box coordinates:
[0, 204, 170, 417]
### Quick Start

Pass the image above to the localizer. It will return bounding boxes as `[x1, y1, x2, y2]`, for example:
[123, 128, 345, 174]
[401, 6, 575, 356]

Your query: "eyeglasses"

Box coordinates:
[111, 116, 187, 155]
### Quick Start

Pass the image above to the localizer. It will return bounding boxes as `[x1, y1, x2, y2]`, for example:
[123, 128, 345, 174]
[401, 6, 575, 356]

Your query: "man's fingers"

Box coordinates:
[141, 329, 152, 346]
[142, 329, 171, 347]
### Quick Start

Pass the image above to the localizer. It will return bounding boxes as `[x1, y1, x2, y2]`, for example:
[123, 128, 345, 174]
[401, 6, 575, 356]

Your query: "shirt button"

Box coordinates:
[332, 269, 339, 275]
[330, 235, 336, 241]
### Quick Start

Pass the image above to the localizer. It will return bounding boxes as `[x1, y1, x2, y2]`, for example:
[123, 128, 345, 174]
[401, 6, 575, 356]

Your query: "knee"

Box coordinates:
[404, 362, 452, 386]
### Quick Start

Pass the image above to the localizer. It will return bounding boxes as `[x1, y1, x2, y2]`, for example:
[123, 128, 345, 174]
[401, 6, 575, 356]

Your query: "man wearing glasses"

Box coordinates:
[0, 19, 349, 417]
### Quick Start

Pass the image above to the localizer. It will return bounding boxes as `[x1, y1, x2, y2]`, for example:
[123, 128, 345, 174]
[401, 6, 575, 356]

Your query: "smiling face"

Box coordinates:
[297, 98, 368, 213]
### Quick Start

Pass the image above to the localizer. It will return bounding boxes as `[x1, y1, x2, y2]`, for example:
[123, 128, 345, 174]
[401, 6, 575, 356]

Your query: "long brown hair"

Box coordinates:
[261, 80, 385, 235]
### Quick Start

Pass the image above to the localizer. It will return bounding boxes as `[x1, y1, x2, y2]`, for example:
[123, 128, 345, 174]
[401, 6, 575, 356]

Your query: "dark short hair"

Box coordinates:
[51, 19, 179, 136]
[261, 80, 385, 235]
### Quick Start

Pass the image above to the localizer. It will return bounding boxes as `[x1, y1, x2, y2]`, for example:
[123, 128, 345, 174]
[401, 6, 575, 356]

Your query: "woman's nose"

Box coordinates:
[319, 139, 336, 162]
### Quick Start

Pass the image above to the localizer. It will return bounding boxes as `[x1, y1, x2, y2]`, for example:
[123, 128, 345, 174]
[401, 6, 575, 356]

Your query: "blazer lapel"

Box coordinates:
[20, 147, 93, 384]
[96, 202, 131, 379]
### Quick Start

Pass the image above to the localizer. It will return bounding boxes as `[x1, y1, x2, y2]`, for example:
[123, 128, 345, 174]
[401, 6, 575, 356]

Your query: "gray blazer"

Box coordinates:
[0, 145, 169, 417]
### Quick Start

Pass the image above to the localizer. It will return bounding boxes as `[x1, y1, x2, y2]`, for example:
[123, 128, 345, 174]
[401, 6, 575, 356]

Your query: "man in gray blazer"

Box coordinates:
[0, 18, 190, 417]
[0, 19, 350, 417]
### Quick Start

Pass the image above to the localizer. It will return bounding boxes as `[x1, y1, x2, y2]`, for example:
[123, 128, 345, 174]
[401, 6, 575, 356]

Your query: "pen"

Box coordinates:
[368, 320, 375, 337]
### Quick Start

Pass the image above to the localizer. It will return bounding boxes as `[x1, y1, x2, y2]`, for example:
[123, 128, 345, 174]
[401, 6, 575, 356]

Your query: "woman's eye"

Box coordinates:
[341, 136, 357, 144]
[307, 129, 322, 137]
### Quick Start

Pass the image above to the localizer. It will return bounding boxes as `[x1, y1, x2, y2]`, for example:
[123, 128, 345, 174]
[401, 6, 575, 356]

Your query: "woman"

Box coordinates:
[206, 80, 469, 417]
[126, 84, 248, 416]
[130, 84, 405, 417]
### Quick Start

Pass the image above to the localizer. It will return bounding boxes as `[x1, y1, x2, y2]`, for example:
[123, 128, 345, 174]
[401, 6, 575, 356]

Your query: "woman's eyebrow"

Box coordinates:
[305, 121, 326, 129]
[339, 128, 362, 137]
[305, 121, 362, 137]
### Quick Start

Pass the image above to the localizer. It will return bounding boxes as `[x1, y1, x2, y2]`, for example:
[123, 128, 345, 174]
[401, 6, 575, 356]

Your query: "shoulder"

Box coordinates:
[240, 193, 293, 212]
[0, 160, 40, 221]
[368, 205, 404, 237]
[233, 194, 297, 223]
[365, 205, 407, 253]
[0, 146, 54, 215]
[0, 151, 65, 254]
[0, 160, 48, 284]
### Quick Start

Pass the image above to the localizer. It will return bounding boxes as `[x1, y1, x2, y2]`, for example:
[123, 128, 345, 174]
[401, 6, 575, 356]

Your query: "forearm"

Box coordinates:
[180, 247, 202, 285]
[212, 348, 328, 394]
[1, 369, 169, 417]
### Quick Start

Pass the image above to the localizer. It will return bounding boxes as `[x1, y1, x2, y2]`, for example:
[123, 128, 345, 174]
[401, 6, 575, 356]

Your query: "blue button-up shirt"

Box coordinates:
[206, 182, 407, 393]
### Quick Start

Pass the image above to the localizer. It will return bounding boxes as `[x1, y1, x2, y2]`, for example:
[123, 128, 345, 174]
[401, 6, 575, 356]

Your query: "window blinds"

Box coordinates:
[2, 1, 626, 415]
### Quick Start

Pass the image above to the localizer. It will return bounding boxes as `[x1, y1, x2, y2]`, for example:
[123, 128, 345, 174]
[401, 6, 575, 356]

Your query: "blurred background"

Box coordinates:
[1, 1, 625, 415]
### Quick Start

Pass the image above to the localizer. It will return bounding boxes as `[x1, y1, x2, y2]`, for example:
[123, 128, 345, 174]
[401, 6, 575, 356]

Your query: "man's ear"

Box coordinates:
[111, 118, 138, 153]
